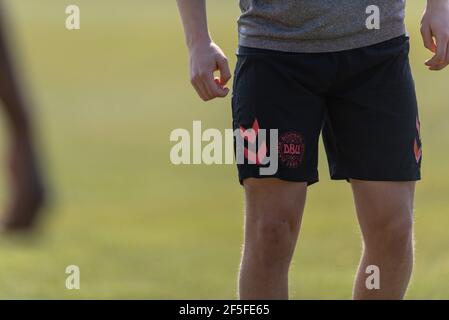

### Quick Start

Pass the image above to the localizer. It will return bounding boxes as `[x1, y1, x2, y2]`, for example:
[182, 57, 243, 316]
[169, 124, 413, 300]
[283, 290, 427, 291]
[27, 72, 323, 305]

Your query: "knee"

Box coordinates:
[256, 212, 298, 247]
[249, 207, 299, 267]
[365, 208, 414, 254]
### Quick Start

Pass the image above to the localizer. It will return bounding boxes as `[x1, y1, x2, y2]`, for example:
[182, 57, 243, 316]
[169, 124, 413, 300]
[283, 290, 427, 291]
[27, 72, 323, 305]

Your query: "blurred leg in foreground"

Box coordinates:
[351, 180, 415, 299]
[0, 8, 46, 231]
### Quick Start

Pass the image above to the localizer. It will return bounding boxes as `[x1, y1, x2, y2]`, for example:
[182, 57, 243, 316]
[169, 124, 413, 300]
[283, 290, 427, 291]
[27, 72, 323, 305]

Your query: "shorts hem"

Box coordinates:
[238, 174, 319, 186]
[330, 174, 421, 183]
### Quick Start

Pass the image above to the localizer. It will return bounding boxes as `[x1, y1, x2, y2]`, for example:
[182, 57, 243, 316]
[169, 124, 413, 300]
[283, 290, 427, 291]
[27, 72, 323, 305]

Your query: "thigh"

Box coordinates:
[244, 178, 307, 235]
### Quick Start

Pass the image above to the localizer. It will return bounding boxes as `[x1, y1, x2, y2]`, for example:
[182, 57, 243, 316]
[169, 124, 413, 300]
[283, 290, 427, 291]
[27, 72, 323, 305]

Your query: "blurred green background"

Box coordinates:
[0, 0, 448, 299]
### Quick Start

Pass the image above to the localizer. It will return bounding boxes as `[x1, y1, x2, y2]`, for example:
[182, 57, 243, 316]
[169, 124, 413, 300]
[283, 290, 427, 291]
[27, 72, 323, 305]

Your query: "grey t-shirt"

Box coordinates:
[238, 0, 406, 52]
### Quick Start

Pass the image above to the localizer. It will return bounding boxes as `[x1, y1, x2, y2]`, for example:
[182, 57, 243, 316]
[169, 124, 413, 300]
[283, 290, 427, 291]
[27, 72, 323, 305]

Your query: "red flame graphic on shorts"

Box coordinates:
[414, 117, 422, 163]
[239, 119, 267, 165]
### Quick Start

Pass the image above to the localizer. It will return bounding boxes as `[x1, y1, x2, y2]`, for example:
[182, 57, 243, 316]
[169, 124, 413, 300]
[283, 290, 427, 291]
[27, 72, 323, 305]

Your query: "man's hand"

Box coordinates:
[421, 0, 449, 70]
[176, 0, 232, 101]
[189, 41, 231, 101]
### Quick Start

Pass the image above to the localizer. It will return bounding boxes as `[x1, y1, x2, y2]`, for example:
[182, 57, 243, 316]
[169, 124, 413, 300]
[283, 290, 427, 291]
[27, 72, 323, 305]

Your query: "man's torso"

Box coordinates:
[238, 0, 406, 52]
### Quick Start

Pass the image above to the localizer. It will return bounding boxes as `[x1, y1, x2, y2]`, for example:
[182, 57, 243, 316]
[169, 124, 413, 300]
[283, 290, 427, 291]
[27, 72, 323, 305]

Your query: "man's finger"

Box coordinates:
[426, 36, 449, 67]
[446, 42, 449, 63]
[198, 80, 213, 101]
[435, 35, 448, 62]
[202, 71, 220, 98]
[429, 61, 449, 71]
[421, 24, 437, 53]
[214, 78, 230, 97]
[191, 75, 211, 101]
[192, 81, 208, 101]
[203, 72, 229, 99]
[217, 56, 232, 86]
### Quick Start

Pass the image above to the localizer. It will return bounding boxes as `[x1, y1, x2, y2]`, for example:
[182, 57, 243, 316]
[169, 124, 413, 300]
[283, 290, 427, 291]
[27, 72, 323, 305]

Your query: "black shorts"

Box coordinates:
[232, 35, 422, 185]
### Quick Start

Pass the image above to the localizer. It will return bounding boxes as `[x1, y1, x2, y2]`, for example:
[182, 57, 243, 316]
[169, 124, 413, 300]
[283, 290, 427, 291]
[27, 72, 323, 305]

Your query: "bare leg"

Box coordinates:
[351, 180, 415, 300]
[0, 7, 45, 230]
[238, 178, 307, 300]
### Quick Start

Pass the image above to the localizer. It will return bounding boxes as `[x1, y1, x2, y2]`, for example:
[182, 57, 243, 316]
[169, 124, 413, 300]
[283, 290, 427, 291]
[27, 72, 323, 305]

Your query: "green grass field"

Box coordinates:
[0, 0, 448, 299]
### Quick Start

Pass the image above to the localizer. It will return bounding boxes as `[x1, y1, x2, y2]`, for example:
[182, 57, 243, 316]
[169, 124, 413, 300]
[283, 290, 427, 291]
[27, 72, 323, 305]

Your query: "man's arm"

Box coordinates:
[0, 8, 45, 230]
[176, 0, 231, 101]
[421, 0, 449, 70]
